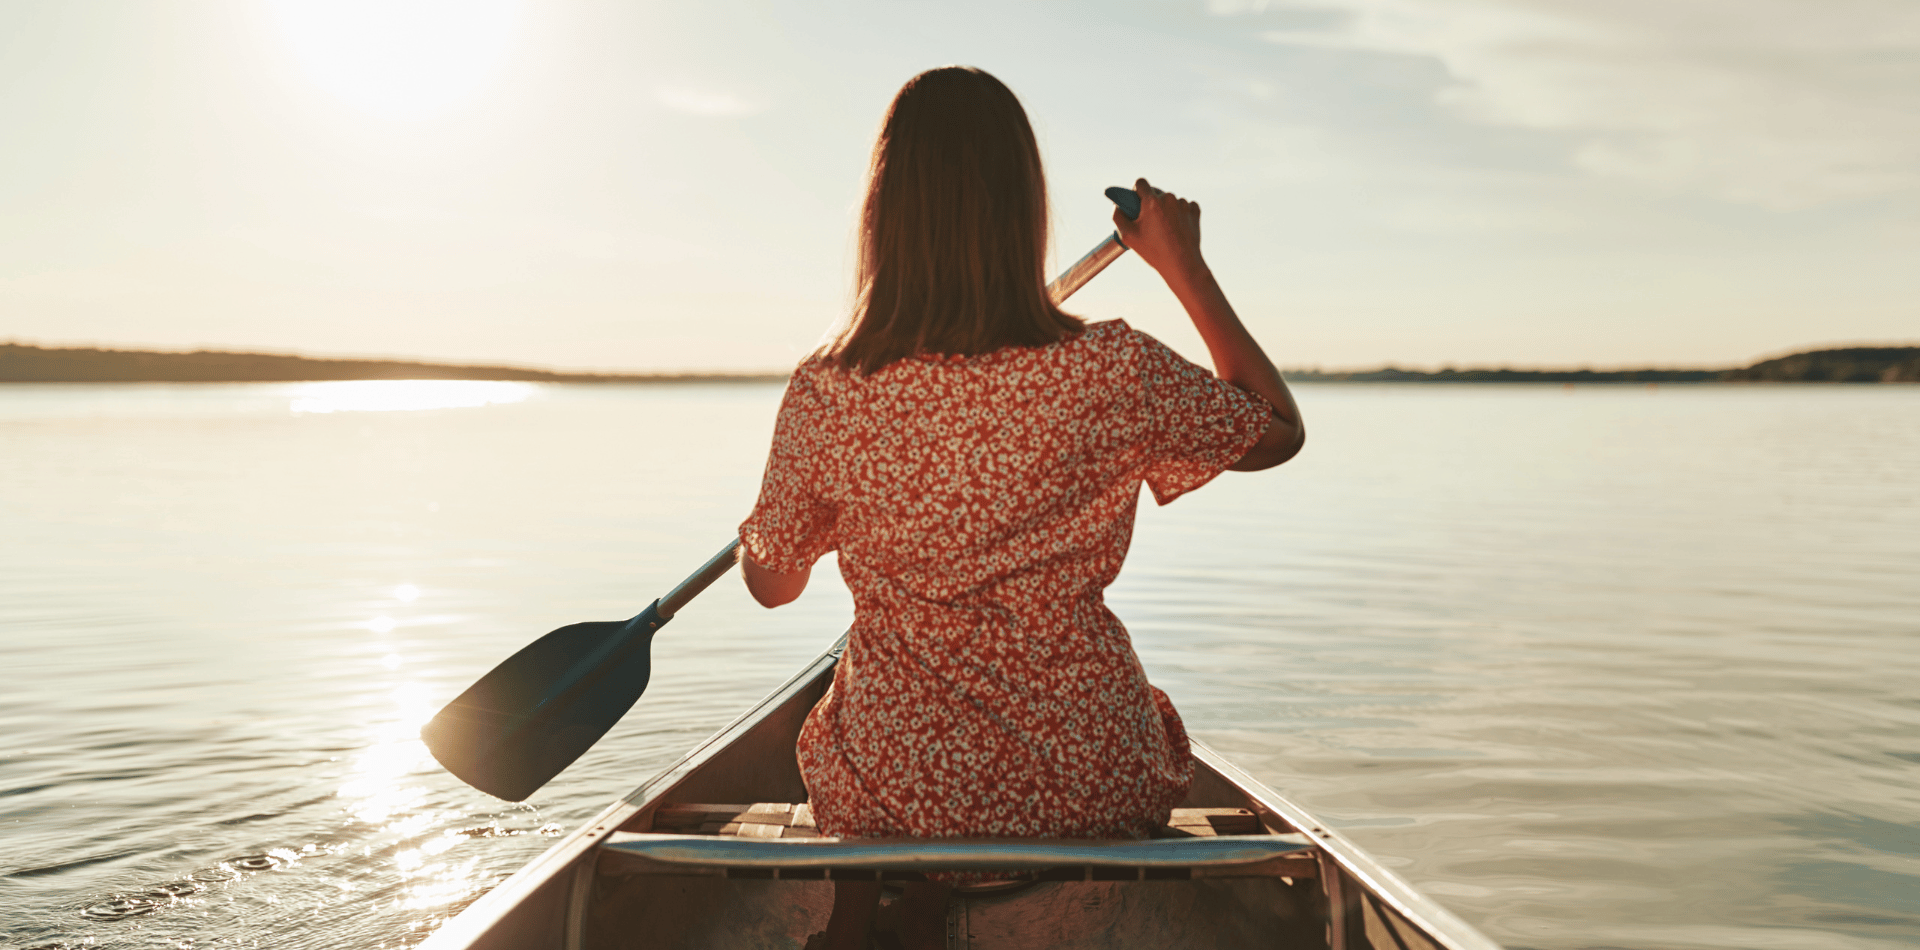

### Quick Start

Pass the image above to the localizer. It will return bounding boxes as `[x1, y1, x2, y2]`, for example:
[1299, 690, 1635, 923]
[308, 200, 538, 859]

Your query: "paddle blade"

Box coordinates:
[422, 603, 666, 802]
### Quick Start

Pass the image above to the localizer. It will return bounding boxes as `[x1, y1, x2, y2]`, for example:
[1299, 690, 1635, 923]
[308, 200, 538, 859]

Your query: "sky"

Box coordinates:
[1, 0, 1915, 373]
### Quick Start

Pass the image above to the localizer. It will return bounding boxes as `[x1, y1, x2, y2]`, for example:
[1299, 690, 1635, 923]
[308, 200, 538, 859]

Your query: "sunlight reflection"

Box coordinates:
[385, 812, 439, 839]
[340, 759, 430, 826]
[395, 584, 420, 602]
[367, 615, 396, 633]
[391, 683, 435, 729]
[338, 682, 439, 826]
[325, 672, 506, 936]
[420, 834, 460, 857]
[288, 380, 535, 414]
[396, 857, 488, 912]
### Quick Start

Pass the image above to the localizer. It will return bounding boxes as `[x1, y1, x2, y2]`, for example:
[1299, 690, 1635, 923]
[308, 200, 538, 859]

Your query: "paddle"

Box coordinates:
[422, 186, 1144, 802]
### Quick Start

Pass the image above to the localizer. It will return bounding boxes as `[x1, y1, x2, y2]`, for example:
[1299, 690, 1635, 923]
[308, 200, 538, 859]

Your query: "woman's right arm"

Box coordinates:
[738, 367, 838, 605]
[1114, 178, 1304, 471]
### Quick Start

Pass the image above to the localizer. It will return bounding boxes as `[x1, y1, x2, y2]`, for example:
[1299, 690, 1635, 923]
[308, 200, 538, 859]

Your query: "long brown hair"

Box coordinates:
[829, 66, 1082, 375]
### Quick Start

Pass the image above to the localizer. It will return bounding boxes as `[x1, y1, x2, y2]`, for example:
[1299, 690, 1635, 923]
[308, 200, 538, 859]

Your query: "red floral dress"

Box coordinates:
[740, 320, 1271, 841]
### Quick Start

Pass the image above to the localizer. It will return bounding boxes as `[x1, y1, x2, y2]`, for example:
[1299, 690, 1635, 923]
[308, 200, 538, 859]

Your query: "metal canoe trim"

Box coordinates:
[1191, 741, 1504, 950]
[420, 636, 847, 950]
[599, 832, 1313, 870]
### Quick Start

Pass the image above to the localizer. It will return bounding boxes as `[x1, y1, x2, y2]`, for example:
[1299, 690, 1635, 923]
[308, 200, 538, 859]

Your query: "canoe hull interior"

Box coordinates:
[423, 639, 1499, 950]
[587, 875, 1327, 949]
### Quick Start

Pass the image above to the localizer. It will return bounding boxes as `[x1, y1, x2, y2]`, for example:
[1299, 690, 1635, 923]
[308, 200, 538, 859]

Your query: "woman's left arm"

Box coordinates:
[743, 557, 810, 608]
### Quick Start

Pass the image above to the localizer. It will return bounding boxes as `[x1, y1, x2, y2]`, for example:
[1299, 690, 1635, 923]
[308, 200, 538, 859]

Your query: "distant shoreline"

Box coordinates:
[3, 342, 1916, 384]
[0, 343, 785, 384]
[1286, 367, 1722, 384]
[1289, 345, 1919, 383]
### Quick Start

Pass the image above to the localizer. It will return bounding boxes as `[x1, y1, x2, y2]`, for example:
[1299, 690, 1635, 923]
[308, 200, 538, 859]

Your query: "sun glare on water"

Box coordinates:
[288, 380, 535, 414]
[266, 0, 524, 119]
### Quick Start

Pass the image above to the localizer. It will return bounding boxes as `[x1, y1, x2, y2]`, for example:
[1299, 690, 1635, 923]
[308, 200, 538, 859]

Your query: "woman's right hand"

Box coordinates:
[1114, 178, 1207, 281]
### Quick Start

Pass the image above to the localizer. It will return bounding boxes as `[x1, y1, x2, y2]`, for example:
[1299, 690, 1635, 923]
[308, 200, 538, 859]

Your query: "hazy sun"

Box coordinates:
[266, 0, 523, 120]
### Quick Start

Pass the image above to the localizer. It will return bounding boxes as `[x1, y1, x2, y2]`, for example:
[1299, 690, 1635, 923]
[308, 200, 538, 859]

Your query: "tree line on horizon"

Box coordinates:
[0, 343, 783, 384]
[1, 341, 1916, 384]
[1291, 346, 1920, 384]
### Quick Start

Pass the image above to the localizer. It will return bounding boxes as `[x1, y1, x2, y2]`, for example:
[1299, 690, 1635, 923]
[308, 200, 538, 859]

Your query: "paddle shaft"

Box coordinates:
[659, 538, 745, 618]
[656, 187, 1142, 613]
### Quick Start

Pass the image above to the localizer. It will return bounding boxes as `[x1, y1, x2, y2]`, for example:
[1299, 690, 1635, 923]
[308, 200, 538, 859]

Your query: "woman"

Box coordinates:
[739, 66, 1303, 950]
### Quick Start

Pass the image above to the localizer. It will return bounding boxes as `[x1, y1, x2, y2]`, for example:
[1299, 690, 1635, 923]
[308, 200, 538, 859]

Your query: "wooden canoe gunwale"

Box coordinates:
[424, 635, 1502, 950]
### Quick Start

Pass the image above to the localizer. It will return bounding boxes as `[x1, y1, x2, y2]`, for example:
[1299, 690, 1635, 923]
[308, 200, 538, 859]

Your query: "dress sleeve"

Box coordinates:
[739, 368, 839, 573]
[1133, 330, 1274, 506]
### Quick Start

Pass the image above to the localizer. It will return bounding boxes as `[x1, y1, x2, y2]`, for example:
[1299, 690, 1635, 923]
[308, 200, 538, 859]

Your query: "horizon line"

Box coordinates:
[6, 337, 1920, 378]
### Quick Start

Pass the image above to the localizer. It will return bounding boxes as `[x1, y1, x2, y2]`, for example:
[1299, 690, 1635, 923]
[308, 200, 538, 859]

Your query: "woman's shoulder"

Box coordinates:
[787, 324, 1165, 387]
[1063, 320, 1221, 395]
[974, 320, 1167, 397]
[1076, 318, 1131, 342]
[1062, 319, 1176, 366]
[775, 350, 848, 408]
[792, 348, 867, 385]
[789, 349, 832, 378]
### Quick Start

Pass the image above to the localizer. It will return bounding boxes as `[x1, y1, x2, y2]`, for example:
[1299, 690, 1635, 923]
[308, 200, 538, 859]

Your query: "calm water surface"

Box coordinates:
[1, 381, 1916, 950]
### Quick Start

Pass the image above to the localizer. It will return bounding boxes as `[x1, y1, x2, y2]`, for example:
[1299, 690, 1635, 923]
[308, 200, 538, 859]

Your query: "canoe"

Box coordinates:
[421, 637, 1503, 950]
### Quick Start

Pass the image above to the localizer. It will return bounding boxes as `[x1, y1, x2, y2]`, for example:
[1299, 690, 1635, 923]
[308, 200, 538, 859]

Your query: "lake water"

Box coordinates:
[1, 380, 1916, 950]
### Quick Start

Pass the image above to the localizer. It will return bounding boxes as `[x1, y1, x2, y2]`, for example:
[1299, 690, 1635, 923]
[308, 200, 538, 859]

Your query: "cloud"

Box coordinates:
[1244, 0, 1920, 209]
[653, 85, 761, 117]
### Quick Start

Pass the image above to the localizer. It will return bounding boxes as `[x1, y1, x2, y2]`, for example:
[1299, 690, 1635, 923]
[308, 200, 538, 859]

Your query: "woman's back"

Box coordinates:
[750, 320, 1267, 619]
[742, 319, 1270, 839]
